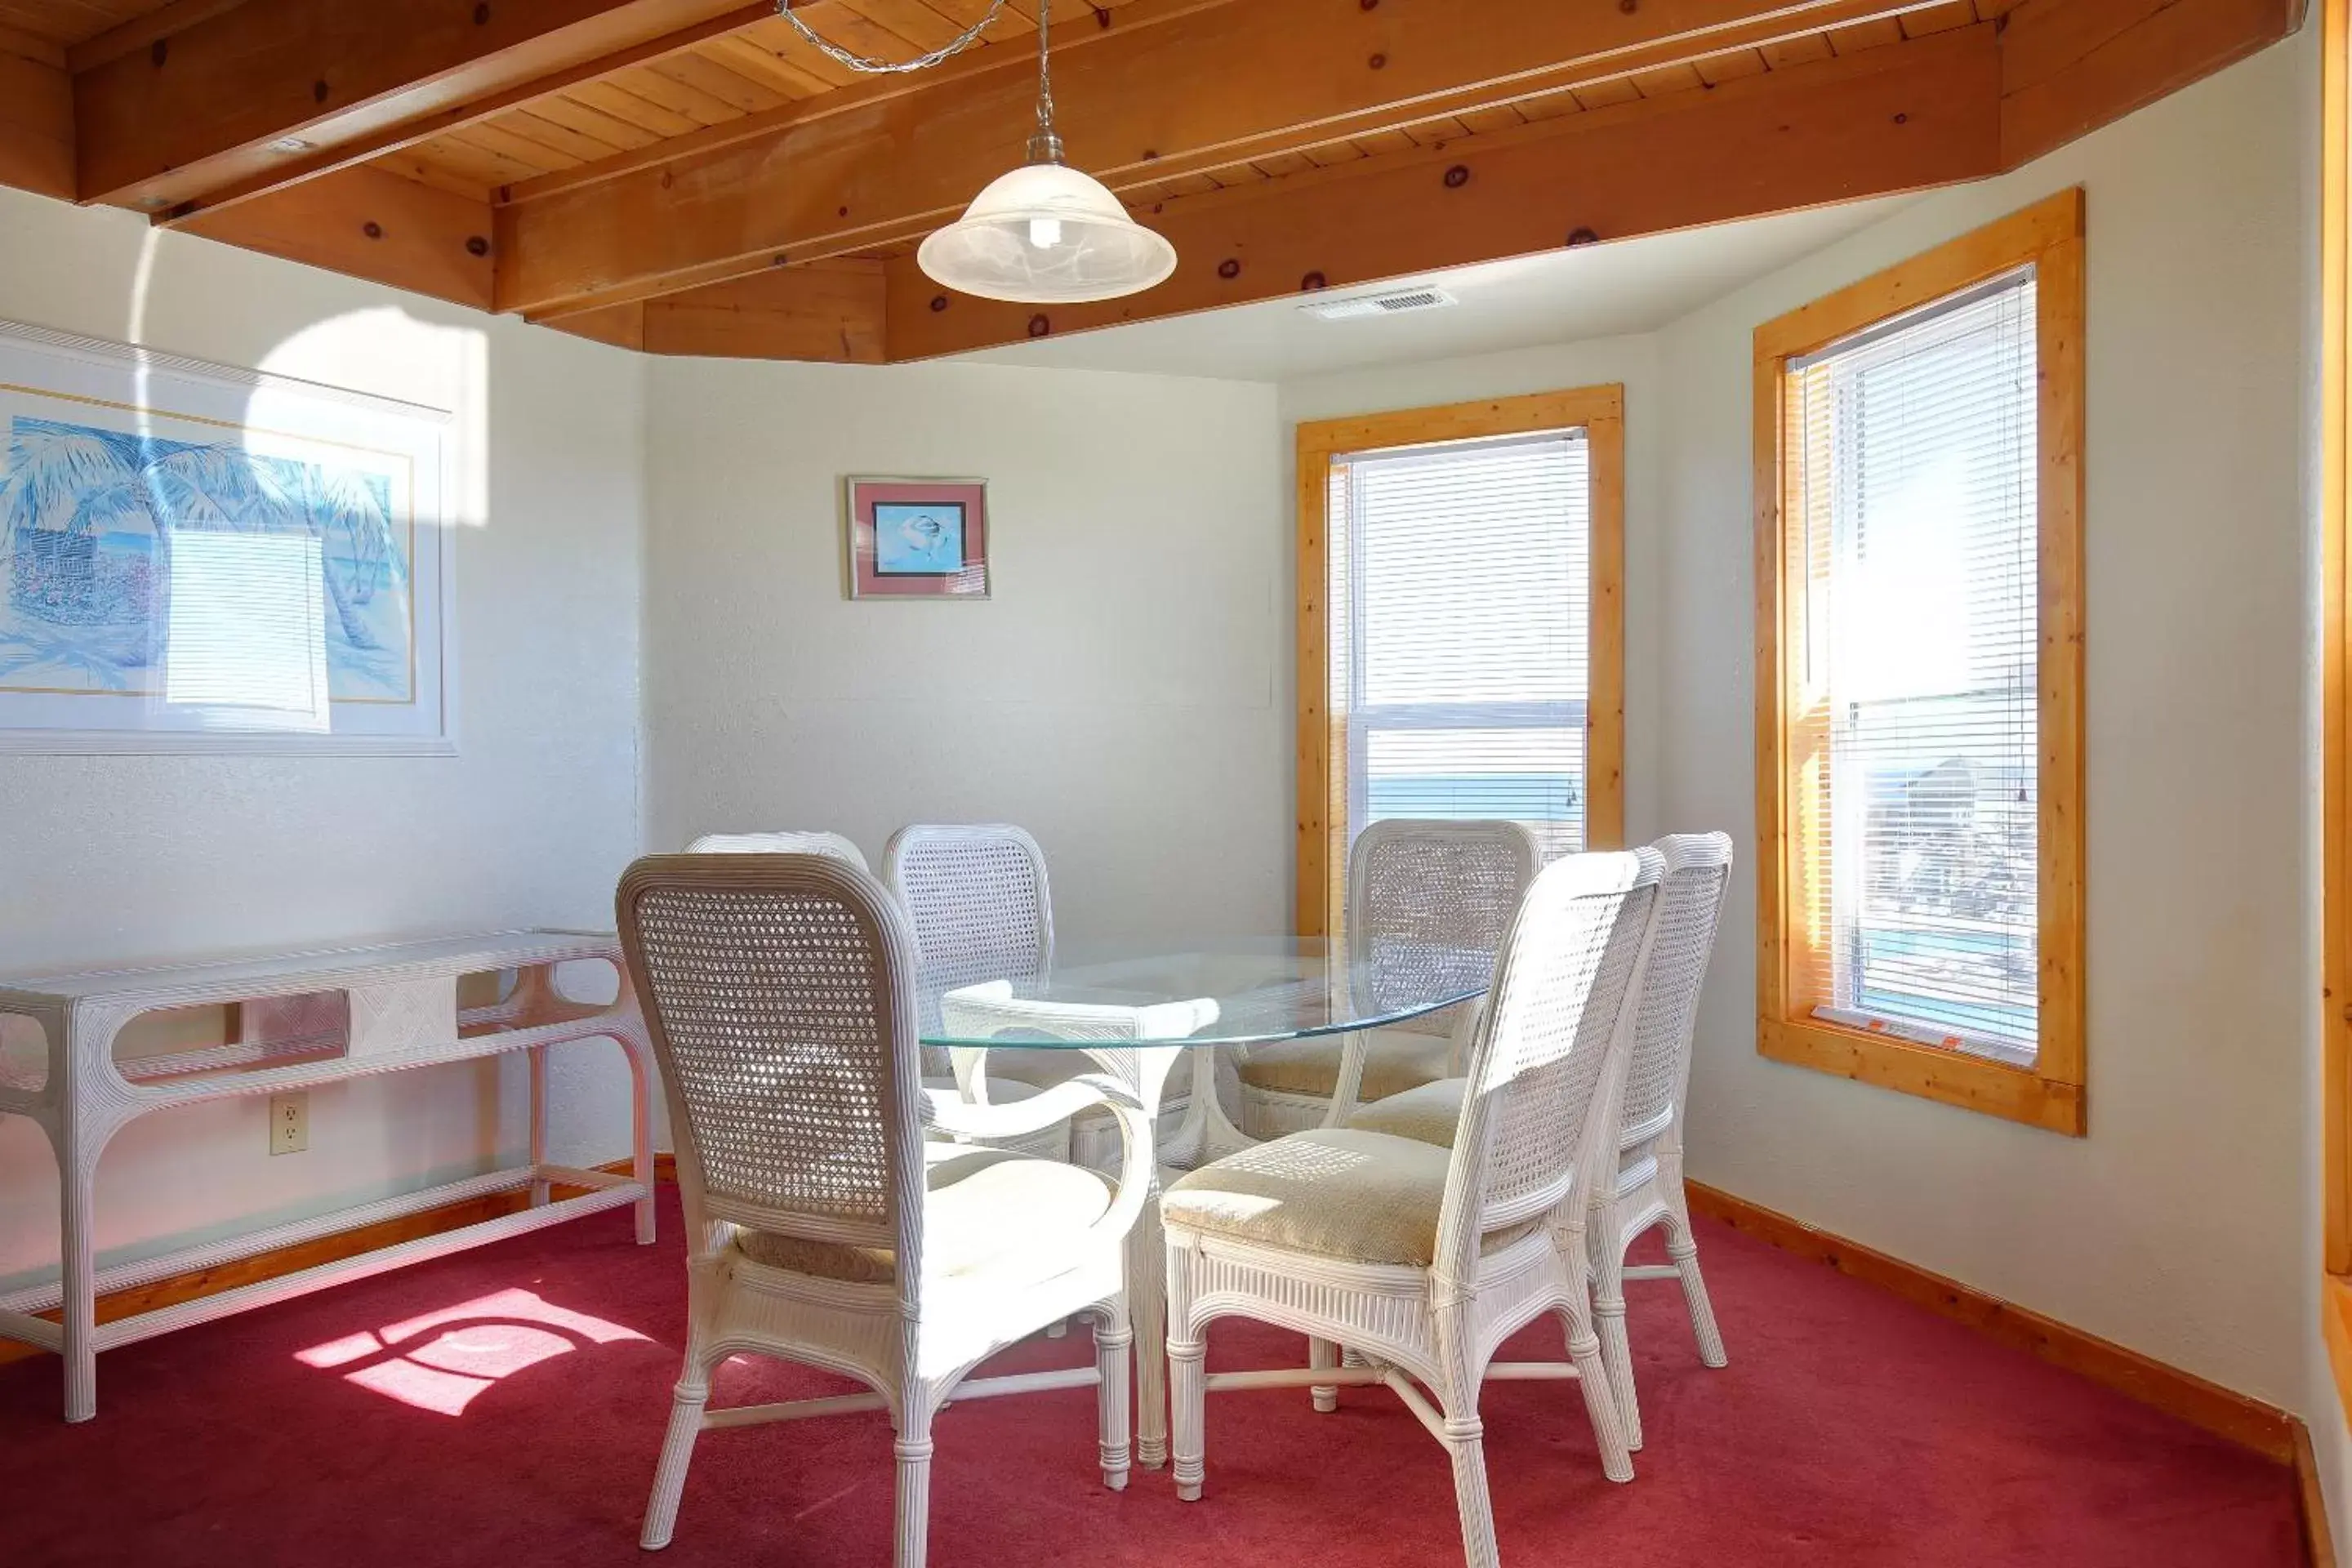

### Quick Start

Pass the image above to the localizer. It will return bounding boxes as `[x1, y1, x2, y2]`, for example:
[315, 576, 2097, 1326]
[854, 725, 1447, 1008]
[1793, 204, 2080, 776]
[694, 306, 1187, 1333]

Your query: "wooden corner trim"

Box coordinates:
[1688, 1179, 2296, 1462]
[2319, 0, 2352, 1284]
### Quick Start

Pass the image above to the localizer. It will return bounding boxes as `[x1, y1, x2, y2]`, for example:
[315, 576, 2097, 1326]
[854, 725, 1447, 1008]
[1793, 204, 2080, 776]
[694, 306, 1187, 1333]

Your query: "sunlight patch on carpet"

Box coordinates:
[295, 1286, 648, 1416]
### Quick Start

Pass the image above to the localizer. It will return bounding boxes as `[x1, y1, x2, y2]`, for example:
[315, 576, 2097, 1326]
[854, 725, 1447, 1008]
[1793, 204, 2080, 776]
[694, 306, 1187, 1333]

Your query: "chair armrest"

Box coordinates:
[919, 1073, 1160, 1247]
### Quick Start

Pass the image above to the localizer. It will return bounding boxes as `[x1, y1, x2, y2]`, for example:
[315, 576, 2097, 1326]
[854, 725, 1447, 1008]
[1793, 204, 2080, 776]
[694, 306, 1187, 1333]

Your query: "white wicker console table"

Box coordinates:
[0, 930, 657, 1423]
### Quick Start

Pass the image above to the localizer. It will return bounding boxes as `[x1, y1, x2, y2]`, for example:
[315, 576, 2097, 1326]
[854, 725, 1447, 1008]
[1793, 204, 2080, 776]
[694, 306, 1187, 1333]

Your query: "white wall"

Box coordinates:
[1653, 33, 2312, 1409]
[0, 188, 647, 1290]
[642, 358, 1285, 947]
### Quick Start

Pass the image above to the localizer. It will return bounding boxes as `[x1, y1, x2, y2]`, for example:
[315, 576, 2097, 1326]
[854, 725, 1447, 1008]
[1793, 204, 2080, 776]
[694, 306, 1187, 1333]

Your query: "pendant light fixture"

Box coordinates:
[914, 0, 1178, 305]
[774, 0, 1175, 305]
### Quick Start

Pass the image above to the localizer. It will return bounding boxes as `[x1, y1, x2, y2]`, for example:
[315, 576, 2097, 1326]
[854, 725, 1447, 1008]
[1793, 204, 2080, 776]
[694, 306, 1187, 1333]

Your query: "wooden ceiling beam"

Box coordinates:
[1998, 0, 2299, 164]
[884, 23, 2005, 359]
[73, 0, 773, 212]
[543, 259, 884, 357]
[493, 0, 1966, 319]
[0, 25, 73, 201]
[149, 2, 784, 229]
[172, 163, 500, 312]
[67, 0, 252, 74]
[645, 258, 886, 359]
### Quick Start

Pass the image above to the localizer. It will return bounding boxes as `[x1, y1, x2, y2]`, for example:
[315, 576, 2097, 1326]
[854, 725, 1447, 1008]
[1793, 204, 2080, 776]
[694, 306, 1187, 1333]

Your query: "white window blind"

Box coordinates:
[1789, 267, 2040, 1064]
[1330, 429, 1590, 865]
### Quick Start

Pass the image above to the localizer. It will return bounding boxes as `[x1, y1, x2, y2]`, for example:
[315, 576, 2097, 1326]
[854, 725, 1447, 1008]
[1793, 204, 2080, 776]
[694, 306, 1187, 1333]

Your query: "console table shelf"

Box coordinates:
[0, 930, 657, 1422]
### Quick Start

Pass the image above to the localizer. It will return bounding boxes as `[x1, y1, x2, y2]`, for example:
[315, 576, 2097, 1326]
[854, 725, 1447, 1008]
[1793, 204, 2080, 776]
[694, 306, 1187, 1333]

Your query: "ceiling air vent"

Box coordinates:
[1298, 286, 1459, 322]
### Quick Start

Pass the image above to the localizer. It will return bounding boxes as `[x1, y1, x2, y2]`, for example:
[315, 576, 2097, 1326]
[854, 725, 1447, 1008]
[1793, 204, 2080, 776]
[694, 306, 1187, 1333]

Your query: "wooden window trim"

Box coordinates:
[1294, 385, 1627, 939]
[1751, 189, 2087, 1137]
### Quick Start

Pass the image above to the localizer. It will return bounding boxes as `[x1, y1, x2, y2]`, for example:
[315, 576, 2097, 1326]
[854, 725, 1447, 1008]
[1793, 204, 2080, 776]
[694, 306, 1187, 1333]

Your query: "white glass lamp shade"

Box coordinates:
[918, 159, 1177, 305]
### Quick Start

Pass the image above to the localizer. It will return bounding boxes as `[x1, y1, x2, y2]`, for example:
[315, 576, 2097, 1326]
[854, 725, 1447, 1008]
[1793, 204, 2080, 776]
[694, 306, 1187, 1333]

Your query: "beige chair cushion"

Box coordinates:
[1343, 1076, 1467, 1147]
[1161, 1127, 1531, 1267]
[734, 1143, 1111, 1284]
[1234, 1027, 1454, 1102]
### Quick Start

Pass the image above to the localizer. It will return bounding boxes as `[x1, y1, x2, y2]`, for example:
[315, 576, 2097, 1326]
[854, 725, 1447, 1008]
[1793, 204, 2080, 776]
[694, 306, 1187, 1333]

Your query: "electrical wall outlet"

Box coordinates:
[269, 1091, 309, 1156]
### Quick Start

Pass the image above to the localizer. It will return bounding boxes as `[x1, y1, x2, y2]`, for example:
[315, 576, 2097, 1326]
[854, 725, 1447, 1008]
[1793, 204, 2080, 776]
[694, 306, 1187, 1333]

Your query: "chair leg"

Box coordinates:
[893, 1409, 935, 1568]
[1308, 1336, 1340, 1414]
[1443, 1416, 1502, 1568]
[1169, 1328, 1208, 1502]
[1129, 1192, 1169, 1469]
[1585, 1212, 1642, 1451]
[639, 1364, 710, 1550]
[1560, 1307, 1635, 1485]
[1665, 1208, 1728, 1368]
[1094, 1302, 1134, 1491]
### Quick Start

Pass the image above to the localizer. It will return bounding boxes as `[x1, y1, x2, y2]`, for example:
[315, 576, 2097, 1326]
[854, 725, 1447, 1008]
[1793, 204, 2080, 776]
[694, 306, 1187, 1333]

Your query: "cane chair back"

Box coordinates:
[1348, 819, 1543, 1039]
[687, 831, 871, 873]
[617, 854, 924, 1290]
[884, 825, 1054, 1038]
[1440, 849, 1662, 1255]
[1615, 834, 1733, 1159]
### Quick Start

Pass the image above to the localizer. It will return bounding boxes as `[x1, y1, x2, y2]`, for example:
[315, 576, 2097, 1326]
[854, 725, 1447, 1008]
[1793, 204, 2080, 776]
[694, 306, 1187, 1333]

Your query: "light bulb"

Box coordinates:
[1027, 216, 1063, 250]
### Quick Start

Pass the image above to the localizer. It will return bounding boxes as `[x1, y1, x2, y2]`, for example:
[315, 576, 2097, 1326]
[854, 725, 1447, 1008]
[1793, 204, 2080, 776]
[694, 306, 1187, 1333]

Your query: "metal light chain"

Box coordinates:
[774, 0, 1013, 75]
[1027, 0, 1062, 161]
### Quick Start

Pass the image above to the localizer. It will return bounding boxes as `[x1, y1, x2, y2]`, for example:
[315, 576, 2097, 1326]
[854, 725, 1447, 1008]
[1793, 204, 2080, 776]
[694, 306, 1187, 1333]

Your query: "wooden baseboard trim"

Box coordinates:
[0, 1152, 675, 1370]
[2297, 1416, 2338, 1568]
[1686, 1180, 2298, 1463]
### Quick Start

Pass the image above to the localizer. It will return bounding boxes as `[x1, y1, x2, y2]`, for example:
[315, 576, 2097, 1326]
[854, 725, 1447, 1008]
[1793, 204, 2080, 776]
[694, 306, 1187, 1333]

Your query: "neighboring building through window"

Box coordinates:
[1295, 387, 1625, 940]
[1754, 189, 2086, 1135]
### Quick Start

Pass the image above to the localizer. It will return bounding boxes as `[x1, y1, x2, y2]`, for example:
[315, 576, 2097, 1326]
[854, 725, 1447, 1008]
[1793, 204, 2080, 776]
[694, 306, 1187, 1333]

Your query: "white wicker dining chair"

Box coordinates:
[884, 823, 1203, 1169]
[616, 853, 1155, 1567]
[1164, 849, 1664, 1568]
[1349, 832, 1735, 1452]
[1236, 819, 1543, 1138]
[685, 827, 1065, 1160]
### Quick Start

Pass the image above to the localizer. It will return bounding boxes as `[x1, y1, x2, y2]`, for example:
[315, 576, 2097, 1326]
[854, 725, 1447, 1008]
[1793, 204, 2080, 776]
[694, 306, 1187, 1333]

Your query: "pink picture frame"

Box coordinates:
[844, 475, 991, 600]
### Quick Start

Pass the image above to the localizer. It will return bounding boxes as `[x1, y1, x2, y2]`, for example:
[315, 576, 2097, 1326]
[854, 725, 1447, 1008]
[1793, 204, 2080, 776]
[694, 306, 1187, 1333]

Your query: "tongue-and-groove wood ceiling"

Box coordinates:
[0, 0, 2304, 363]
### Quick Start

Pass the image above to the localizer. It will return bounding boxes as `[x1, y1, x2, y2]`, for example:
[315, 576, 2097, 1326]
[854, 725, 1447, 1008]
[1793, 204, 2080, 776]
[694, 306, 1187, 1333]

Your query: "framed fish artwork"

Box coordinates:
[844, 476, 990, 600]
[0, 319, 454, 754]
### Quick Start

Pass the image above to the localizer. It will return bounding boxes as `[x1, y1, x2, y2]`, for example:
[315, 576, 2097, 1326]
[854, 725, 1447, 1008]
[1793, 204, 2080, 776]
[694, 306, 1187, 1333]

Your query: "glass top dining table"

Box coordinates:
[915, 935, 1487, 1178]
[916, 936, 1486, 1050]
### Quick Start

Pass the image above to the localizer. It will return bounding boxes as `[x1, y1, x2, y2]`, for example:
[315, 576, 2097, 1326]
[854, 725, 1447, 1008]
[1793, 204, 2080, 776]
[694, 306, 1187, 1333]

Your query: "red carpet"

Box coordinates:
[0, 1193, 2297, 1567]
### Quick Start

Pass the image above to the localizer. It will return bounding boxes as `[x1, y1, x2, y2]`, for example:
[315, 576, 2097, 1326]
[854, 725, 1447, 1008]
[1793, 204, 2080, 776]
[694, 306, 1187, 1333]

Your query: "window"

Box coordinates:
[1754, 189, 2086, 1135]
[1296, 387, 1625, 938]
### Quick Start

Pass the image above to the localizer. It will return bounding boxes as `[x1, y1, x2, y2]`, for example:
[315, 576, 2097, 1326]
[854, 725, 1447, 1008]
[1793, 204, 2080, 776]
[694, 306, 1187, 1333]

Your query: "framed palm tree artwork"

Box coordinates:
[0, 321, 452, 754]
